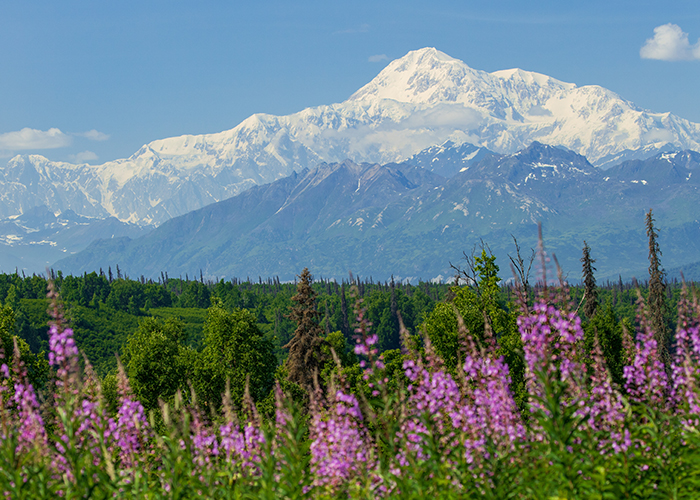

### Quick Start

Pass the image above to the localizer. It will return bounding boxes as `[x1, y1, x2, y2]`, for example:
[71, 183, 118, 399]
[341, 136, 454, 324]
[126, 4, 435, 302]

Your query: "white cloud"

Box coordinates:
[642, 128, 675, 144]
[640, 23, 700, 61]
[68, 150, 99, 163]
[0, 128, 72, 150]
[368, 54, 389, 63]
[77, 129, 110, 141]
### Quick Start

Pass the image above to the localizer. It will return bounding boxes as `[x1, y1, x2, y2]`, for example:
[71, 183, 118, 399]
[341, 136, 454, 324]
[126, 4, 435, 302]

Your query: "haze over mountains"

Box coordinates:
[2, 47, 700, 278]
[55, 143, 700, 282]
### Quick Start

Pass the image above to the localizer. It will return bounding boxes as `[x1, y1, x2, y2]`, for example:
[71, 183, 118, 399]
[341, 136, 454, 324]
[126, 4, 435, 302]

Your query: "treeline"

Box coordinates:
[0, 260, 690, 392]
[0, 270, 451, 376]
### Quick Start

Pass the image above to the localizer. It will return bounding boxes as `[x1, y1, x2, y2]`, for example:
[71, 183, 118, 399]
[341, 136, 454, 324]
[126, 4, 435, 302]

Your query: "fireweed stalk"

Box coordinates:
[671, 288, 700, 417]
[623, 292, 669, 409]
[5, 278, 700, 496]
[11, 339, 47, 455]
[305, 284, 380, 495]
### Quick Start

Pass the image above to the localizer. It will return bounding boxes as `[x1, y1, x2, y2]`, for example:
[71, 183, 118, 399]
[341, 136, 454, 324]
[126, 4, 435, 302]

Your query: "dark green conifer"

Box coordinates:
[581, 241, 598, 319]
[284, 268, 326, 391]
[645, 209, 669, 367]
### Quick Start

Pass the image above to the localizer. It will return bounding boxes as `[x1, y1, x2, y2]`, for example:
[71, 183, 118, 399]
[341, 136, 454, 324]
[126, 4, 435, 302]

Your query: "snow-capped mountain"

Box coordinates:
[3, 47, 700, 227]
[0, 205, 148, 273]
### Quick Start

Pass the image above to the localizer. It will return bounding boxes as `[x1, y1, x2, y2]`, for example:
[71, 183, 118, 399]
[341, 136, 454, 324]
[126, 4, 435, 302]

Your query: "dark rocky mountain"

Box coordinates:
[54, 143, 700, 282]
[402, 141, 497, 178]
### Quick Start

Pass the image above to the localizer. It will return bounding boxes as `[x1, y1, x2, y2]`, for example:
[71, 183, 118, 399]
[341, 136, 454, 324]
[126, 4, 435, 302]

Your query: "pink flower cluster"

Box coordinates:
[309, 389, 375, 490]
[623, 297, 669, 408]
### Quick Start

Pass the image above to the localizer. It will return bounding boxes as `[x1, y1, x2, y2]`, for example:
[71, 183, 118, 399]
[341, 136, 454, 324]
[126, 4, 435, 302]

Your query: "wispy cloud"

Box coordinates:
[0, 128, 72, 150]
[77, 129, 110, 141]
[68, 150, 99, 163]
[640, 23, 700, 61]
[368, 54, 389, 63]
[334, 23, 370, 35]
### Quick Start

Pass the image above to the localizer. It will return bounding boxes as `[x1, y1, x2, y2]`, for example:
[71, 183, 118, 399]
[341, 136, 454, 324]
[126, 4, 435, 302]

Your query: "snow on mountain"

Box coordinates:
[3, 47, 700, 227]
[53, 143, 700, 281]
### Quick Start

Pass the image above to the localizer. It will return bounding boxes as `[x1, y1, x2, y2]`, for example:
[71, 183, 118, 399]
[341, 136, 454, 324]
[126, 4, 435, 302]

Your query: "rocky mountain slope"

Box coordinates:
[54, 144, 700, 282]
[0, 206, 148, 273]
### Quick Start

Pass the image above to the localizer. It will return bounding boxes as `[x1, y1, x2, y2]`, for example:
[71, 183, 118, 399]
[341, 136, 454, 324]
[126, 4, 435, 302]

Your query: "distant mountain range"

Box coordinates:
[54, 144, 700, 282]
[3, 47, 700, 277]
[0, 207, 147, 273]
[2, 48, 700, 229]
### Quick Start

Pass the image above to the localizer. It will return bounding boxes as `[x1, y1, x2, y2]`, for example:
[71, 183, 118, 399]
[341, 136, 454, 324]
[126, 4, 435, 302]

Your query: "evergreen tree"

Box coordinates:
[340, 282, 350, 338]
[646, 208, 669, 367]
[581, 241, 598, 319]
[284, 268, 325, 391]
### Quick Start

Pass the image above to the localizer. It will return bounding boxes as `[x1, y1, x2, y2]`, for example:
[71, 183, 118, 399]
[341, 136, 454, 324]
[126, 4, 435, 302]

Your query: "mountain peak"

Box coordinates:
[348, 47, 484, 104]
[347, 47, 574, 107]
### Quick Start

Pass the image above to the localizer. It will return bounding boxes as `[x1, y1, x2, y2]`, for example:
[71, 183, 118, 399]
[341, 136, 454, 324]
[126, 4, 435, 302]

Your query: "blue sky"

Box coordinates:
[1, 0, 699, 164]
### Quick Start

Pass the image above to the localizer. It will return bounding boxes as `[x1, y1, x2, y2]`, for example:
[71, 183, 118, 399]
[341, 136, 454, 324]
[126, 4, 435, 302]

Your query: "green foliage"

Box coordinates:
[60, 272, 110, 307]
[175, 280, 210, 308]
[583, 302, 625, 387]
[285, 268, 326, 391]
[424, 250, 526, 405]
[191, 300, 277, 410]
[425, 250, 513, 362]
[106, 279, 146, 313]
[68, 305, 140, 376]
[581, 240, 599, 319]
[0, 304, 49, 392]
[123, 317, 190, 411]
[149, 307, 207, 350]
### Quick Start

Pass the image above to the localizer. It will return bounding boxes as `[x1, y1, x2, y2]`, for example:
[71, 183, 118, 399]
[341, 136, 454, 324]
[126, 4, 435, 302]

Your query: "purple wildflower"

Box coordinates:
[670, 290, 700, 414]
[461, 352, 525, 448]
[108, 363, 150, 470]
[586, 335, 626, 432]
[219, 421, 264, 472]
[48, 324, 80, 395]
[518, 300, 587, 413]
[191, 409, 219, 468]
[623, 294, 668, 408]
[11, 340, 47, 454]
[308, 389, 375, 491]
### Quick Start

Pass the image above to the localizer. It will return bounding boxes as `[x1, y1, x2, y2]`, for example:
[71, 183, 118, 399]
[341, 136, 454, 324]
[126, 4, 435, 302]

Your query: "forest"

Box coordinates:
[3, 215, 700, 498]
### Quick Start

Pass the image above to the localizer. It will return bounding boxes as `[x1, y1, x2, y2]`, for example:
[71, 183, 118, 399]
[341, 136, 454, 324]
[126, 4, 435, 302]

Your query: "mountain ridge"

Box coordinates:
[2, 47, 700, 228]
[54, 143, 700, 282]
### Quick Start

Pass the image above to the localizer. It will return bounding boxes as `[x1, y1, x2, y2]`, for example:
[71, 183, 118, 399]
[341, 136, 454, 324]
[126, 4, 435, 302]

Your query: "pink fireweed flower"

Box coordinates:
[12, 340, 47, 454]
[670, 291, 700, 414]
[48, 324, 79, 371]
[354, 316, 377, 358]
[587, 337, 625, 432]
[109, 397, 148, 470]
[461, 352, 525, 448]
[13, 382, 47, 452]
[108, 364, 150, 470]
[190, 410, 219, 468]
[48, 324, 80, 394]
[583, 335, 630, 454]
[399, 357, 475, 463]
[219, 421, 264, 472]
[309, 389, 375, 490]
[518, 300, 587, 413]
[623, 296, 668, 408]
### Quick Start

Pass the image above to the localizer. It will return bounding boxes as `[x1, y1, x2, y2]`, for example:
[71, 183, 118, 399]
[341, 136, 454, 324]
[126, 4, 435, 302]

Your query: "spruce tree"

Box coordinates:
[645, 209, 669, 367]
[581, 241, 598, 319]
[284, 268, 325, 391]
